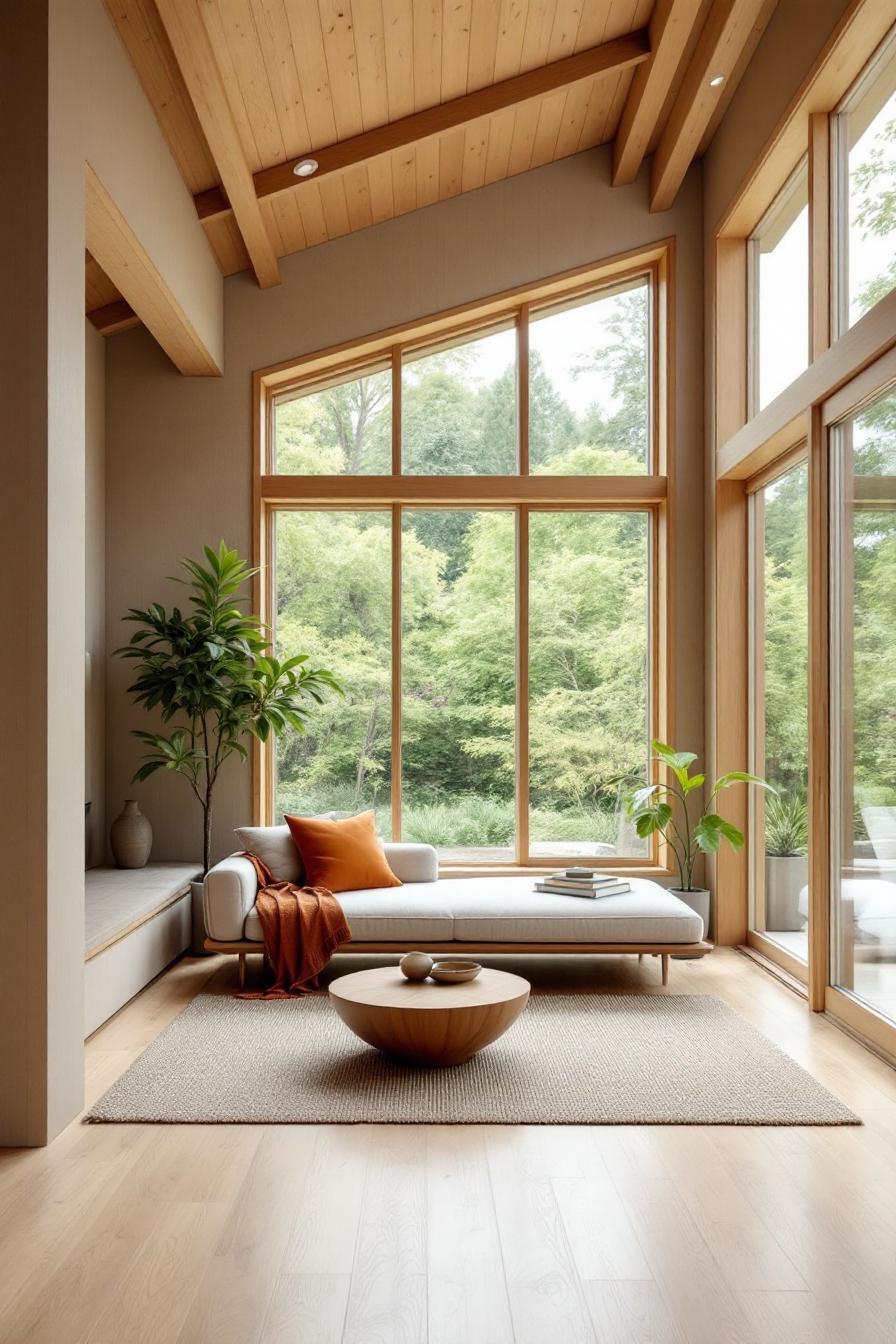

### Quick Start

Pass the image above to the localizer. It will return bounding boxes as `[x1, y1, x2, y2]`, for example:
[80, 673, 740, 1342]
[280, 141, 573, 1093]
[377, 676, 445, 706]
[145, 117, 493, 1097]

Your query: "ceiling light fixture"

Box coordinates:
[293, 158, 319, 178]
[708, 73, 725, 88]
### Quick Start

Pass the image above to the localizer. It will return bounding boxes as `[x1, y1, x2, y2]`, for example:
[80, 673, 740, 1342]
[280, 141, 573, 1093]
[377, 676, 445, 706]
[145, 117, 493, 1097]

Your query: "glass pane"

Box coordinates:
[751, 463, 809, 962]
[529, 511, 650, 859]
[832, 391, 896, 1023]
[843, 52, 896, 328]
[402, 328, 516, 475]
[529, 281, 649, 475]
[752, 165, 809, 409]
[274, 510, 392, 835]
[273, 368, 391, 474]
[401, 510, 515, 861]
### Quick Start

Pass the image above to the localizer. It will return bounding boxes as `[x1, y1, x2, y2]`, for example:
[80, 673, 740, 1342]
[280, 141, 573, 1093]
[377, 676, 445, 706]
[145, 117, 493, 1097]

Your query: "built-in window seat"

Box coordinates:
[85, 863, 199, 1036]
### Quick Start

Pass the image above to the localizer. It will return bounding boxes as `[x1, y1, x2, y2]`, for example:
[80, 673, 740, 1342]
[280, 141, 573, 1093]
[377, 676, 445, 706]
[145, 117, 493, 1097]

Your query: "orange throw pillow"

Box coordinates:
[284, 810, 401, 893]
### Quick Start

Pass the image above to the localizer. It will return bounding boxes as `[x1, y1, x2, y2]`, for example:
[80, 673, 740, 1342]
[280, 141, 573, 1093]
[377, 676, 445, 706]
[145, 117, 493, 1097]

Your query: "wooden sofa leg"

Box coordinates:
[661, 953, 669, 987]
[637, 953, 644, 963]
[238, 952, 246, 989]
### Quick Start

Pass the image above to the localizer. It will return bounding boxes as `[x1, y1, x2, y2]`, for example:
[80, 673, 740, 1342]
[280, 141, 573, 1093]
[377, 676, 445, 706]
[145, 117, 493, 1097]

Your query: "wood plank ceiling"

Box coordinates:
[89, 0, 778, 332]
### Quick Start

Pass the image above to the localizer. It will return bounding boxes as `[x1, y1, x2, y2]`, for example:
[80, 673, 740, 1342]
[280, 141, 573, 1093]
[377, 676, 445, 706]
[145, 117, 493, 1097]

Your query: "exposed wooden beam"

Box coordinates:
[87, 299, 141, 336]
[613, 0, 705, 187]
[153, 0, 279, 288]
[194, 30, 652, 224]
[85, 164, 221, 376]
[650, 0, 777, 212]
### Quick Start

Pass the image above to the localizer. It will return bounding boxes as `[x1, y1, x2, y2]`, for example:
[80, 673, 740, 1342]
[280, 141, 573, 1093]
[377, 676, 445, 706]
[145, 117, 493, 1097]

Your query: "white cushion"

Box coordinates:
[801, 877, 896, 946]
[233, 824, 302, 884]
[239, 875, 702, 945]
[233, 815, 342, 884]
[382, 842, 438, 884]
[445, 877, 704, 944]
[244, 881, 455, 943]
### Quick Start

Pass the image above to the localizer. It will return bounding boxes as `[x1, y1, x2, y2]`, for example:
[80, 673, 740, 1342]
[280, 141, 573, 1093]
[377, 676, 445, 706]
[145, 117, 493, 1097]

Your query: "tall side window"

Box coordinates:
[835, 39, 896, 332]
[749, 461, 810, 967]
[748, 163, 810, 411]
[830, 388, 896, 1022]
[262, 260, 669, 867]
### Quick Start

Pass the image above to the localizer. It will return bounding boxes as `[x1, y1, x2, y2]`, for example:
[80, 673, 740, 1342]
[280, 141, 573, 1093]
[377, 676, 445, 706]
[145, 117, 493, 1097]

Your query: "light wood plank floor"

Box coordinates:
[1, 948, 895, 1343]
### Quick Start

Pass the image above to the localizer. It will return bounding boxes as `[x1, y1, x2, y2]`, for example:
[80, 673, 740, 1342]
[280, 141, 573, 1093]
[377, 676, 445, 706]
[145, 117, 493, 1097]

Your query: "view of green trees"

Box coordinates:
[273, 285, 651, 855]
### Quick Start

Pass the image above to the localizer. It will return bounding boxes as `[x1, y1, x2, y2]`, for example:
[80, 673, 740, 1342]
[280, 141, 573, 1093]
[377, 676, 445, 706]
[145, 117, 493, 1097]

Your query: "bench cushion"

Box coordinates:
[241, 875, 703, 945]
[244, 882, 456, 943]
[445, 877, 704, 943]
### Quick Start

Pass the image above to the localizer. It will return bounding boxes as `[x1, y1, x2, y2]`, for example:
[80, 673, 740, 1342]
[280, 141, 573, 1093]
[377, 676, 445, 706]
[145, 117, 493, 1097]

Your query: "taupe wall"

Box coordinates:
[106, 144, 705, 867]
[86, 321, 106, 867]
[0, 0, 223, 1146]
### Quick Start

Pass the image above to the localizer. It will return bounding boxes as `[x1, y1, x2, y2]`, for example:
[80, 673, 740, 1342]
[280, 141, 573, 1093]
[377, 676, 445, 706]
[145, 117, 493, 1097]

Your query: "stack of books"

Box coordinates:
[534, 867, 632, 899]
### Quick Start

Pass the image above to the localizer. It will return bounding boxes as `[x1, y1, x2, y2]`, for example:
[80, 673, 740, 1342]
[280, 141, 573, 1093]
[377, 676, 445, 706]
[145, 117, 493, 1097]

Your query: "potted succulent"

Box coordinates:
[618, 740, 776, 936]
[115, 542, 341, 951]
[764, 794, 808, 932]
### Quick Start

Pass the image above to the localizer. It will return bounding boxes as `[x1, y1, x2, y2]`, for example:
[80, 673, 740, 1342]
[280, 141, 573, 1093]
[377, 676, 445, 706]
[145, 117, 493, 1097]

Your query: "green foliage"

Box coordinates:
[764, 794, 808, 857]
[115, 542, 341, 873]
[270, 289, 657, 853]
[619, 741, 775, 891]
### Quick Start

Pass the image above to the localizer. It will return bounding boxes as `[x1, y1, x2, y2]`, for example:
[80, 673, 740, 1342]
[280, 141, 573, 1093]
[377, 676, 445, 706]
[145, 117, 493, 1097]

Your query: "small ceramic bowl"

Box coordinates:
[430, 960, 482, 984]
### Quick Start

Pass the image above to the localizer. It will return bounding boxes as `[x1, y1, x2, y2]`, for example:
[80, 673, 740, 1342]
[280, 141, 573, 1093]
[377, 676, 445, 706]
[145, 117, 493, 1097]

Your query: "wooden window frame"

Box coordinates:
[710, 1, 896, 963]
[830, 26, 896, 342]
[746, 160, 811, 419]
[744, 446, 810, 985]
[253, 244, 675, 876]
[822, 362, 896, 1061]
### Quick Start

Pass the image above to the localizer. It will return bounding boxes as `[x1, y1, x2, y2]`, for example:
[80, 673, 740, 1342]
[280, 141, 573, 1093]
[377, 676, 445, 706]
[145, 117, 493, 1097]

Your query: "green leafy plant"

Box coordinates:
[114, 542, 342, 874]
[617, 740, 776, 892]
[764, 794, 808, 857]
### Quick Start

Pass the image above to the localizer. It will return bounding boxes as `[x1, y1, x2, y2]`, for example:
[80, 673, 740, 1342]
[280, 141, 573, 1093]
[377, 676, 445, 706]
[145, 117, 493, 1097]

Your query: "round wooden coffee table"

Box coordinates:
[329, 965, 530, 1066]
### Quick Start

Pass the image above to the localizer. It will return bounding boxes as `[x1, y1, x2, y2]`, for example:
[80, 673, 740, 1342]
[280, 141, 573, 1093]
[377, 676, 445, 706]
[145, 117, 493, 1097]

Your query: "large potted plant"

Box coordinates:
[764, 794, 808, 932]
[115, 542, 340, 950]
[618, 740, 775, 936]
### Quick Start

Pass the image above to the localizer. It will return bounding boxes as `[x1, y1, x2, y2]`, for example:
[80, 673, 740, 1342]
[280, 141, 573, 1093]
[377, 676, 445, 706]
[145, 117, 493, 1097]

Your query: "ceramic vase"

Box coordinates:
[110, 799, 152, 869]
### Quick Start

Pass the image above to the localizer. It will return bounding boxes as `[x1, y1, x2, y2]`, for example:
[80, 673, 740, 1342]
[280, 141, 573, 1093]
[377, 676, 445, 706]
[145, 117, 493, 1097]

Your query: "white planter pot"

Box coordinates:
[670, 887, 710, 939]
[191, 880, 214, 956]
[764, 856, 808, 932]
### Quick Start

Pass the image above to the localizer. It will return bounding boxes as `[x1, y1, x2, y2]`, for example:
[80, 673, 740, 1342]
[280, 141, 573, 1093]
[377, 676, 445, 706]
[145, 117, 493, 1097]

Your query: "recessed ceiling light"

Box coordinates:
[709, 73, 725, 88]
[293, 158, 319, 178]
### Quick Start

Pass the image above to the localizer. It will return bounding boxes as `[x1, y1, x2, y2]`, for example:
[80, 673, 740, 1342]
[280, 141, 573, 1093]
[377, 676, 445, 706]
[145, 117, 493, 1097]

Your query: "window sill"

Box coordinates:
[436, 863, 676, 880]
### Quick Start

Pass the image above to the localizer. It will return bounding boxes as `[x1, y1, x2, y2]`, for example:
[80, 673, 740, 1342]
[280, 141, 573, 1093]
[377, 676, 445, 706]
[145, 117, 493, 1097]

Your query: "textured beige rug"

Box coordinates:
[87, 991, 859, 1126]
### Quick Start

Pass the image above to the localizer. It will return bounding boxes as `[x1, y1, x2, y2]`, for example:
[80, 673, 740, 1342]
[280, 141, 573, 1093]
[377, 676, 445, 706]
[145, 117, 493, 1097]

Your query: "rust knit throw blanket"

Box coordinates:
[236, 852, 351, 997]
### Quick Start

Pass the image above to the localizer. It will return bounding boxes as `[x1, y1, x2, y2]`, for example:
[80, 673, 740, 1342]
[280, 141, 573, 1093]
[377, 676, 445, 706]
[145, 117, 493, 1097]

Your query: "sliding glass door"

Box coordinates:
[830, 389, 896, 1024]
[749, 459, 810, 971]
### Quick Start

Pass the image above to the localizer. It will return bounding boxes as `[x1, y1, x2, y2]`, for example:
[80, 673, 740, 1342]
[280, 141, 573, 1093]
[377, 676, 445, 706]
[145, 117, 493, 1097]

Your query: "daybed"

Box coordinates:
[203, 828, 710, 986]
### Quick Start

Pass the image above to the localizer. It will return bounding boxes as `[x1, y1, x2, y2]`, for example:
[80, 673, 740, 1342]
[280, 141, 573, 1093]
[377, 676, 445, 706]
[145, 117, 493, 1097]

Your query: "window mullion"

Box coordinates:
[391, 502, 402, 842]
[515, 505, 530, 864]
[391, 347, 402, 475]
[518, 304, 529, 476]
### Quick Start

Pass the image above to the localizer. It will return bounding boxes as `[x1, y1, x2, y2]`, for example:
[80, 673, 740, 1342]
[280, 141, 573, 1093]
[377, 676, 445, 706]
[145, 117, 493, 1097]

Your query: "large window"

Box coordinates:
[749, 460, 810, 967]
[748, 163, 809, 411]
[831, 388, 896, 1022]
[263, 256, 669, 866]
[835, 39, 896, 333]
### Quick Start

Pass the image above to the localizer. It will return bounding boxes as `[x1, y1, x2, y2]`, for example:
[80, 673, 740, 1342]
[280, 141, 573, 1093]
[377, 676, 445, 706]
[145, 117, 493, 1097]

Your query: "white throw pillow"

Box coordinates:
[233, 814, 340, 884]
[233, 824, 302, 883]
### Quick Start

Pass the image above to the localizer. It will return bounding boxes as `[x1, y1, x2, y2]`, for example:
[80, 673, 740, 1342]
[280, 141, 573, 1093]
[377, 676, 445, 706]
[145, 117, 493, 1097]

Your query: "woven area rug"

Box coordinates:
[87, 991, 859, 1126]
